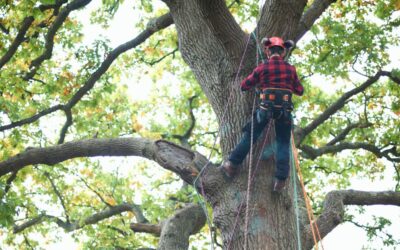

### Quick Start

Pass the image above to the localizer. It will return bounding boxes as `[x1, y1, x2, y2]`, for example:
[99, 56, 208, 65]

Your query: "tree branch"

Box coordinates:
[58, 108, 73, 144]
[327, 122, 372, 146]
[39, 0, 69, 14]
[0, 16, 34, 70]
[43, 172, 70, 222]
[13, 202, 138, 233]
[196, 0, 246, 59]
[0, 138, 210, 186]
[2, 171, 18, 197]
[13, 214, 46, 234]
[168, 95, 198, 148]
[64, 12, 173, 109]
[345, 218, 399, 244]
[77, 172, 149, 224]
[141, 48, 178, 66]
[0, 104, 64, 132]
[130, 222, 162, 236]
[79, 203, 135, 230]
[24, 0, 92, 80]
[78, 175, 114, 207]
[382, 70, 400, 85]
[256, 0, 307, 40]
[13, 214, 70, 234]
[158, 203, 206, 250]
[0, 13, 173, 133]
[295, 0, 337, 41]
[300, 142, 400, 162]
[299, 70, 387, 143]
[303, 190, 400, 250]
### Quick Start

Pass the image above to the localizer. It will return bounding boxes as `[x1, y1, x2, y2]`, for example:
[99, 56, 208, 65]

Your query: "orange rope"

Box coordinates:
[291, 131, 324, 249]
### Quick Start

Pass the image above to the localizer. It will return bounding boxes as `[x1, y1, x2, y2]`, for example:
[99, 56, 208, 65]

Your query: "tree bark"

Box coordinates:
[162, 1, 315, 249]
[303, 190, 400, 249]
[3, 0, 395, 249]
[202, 131, 303, 249]
[0, 138, 210, 185]
[158, 204, 206, 250]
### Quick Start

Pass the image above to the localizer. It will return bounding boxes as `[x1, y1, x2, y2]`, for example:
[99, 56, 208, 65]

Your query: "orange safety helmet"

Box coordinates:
[261, 37, 294, 50]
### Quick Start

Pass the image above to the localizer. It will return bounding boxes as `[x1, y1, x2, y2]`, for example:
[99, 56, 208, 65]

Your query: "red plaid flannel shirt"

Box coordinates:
[240, 56, 304, 96]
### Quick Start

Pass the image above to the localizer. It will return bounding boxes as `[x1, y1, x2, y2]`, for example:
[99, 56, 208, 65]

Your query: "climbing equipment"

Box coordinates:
[228, 119, 273, 250]
[234, 36, 298, 249]
[291, 131, 324, 249]
[232, 31, 270, 250]
[244, 85, 258, 250]
[291, 144, 302, 250]
[261, 36, 295, 51]
[259, 88, 293, 108]
[259, 87, 294, 120]
[192, 29, 255, 250]
[193, 18, 301, 250]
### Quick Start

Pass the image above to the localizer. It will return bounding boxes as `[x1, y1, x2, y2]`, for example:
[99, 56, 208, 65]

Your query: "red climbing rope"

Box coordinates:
[193, 31, 254, 250]
[291, 131, 324, 249]
[226, 120, 273, 249]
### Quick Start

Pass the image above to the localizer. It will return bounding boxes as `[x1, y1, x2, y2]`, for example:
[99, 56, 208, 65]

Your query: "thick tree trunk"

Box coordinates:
[2, 1, 399, 249]
[162, 0, 310, 249]
[203, 132, 303, 249]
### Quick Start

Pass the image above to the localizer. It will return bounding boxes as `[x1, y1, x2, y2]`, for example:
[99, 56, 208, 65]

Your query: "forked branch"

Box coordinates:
[303, 190, 400, 249]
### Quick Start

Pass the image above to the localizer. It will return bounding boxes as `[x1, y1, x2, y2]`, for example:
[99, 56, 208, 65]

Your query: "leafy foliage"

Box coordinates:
[0, 0, 399, 249]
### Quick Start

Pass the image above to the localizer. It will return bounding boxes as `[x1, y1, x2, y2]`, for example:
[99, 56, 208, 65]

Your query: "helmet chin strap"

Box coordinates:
[265, 50, 286, 60]
[262, 37, 294, 61]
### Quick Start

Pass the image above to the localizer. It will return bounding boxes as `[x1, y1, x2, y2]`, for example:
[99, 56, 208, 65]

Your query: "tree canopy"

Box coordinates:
[0, 0, 400, 249]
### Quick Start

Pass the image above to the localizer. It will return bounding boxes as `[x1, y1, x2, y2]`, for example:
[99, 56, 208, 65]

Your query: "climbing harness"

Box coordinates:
[291, 131, 324, 249]
[191, 4, 300, 249]
[259, 88, 294, 120]
[231, 36, 299, 249]
[259, 88, 293, 109]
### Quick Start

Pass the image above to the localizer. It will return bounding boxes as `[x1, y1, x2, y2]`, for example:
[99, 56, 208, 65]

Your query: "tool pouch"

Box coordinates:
[260, 88, 293, 117]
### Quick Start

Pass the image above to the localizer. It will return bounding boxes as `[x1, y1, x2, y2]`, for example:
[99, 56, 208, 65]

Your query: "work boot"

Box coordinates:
[273, 178, 287, 192]
[220, 160, 239, 179]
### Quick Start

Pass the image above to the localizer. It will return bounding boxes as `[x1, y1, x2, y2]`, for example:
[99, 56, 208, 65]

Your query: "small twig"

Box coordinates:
[393, 163, 400, 191]
[24, 0, 92, 80]
[0, 22, 9, 34]
[23, 233, 34, 249]
[212, 226, 223, 248]
[78, 175, 113, 208]
[312, 165, 353, 175]
[58, 108, 73, 144]
[140, 48, 179, 66]
[0, 16, 34, 70]
[106, 225, 128, 236]
[43, 172, 70, 222]
[0, 13, 173, 133]
[3, 171, 18, 197]
[327, 121, 372, 146]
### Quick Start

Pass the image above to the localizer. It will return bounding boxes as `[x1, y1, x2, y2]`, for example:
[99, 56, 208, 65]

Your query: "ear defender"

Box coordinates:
[283, 40, 295, 49]
[261, 37, 272, 47]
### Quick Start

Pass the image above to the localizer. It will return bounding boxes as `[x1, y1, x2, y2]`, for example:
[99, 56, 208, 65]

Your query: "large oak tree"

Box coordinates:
[0, 0, 399, 249]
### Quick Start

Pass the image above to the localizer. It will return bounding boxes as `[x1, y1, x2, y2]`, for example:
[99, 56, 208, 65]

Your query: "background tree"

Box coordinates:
[0, 0, 400, 249]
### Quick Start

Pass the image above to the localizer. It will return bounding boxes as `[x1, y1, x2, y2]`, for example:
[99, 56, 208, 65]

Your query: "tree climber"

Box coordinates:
[221, 36, 304, 192]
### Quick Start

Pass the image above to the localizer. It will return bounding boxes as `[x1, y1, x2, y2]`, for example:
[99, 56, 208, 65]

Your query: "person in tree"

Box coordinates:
[221, 36, 304, 192]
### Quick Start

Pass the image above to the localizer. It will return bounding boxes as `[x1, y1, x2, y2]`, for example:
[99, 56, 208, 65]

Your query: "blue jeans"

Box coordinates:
[228, 108, 292, 180]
